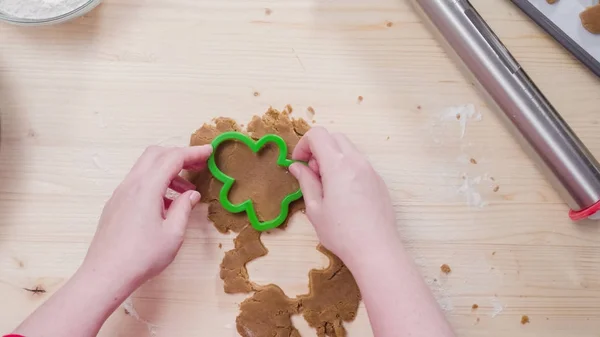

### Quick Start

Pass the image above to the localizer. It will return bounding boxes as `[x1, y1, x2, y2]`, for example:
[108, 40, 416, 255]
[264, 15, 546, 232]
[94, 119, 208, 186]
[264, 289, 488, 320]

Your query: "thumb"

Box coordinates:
[289, 163, 323, 212]
[164, 190, 201, 235]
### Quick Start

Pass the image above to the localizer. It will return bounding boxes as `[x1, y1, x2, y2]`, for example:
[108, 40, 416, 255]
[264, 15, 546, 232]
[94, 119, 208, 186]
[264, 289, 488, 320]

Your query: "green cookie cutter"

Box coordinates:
[207, 131, 303, 232]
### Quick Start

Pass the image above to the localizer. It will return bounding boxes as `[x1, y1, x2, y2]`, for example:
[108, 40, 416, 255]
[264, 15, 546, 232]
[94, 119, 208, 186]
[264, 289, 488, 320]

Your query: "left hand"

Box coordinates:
[80, 145, 212, 290]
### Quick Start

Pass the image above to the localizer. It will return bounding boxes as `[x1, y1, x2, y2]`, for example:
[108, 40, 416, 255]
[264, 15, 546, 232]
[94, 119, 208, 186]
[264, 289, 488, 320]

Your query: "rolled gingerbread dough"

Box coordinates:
[190, 107, 361, 337]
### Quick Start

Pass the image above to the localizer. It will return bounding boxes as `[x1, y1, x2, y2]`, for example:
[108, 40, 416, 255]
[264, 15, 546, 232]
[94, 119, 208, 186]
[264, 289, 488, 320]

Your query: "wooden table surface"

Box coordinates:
[1, 0, 600, 336]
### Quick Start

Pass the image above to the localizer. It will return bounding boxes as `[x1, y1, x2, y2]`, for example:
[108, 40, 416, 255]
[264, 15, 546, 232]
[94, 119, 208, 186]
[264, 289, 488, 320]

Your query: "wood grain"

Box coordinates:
[1, 0, 600, 335]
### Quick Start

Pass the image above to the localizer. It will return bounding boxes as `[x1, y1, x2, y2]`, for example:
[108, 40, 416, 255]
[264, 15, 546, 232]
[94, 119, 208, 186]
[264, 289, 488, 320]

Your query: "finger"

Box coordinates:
[289, 163, 323, 212]
[164, 190, 201, 235]
[128, 145, 165, 177]
[169, 175, 196, 193]
[331, 133, 358, 153]
[308, 158, 320, 176]
[292, 127, 340, 173]
[146, 145, 213, 195]
[161, 145, 213, 181]
[184, 160, 208, 171]
[172, 145, 214, 171]
[130, 145, 213, 181]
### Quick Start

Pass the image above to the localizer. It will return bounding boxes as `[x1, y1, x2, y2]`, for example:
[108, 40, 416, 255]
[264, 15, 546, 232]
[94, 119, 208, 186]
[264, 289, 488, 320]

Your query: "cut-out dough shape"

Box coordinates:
[208, 131, 303, 232]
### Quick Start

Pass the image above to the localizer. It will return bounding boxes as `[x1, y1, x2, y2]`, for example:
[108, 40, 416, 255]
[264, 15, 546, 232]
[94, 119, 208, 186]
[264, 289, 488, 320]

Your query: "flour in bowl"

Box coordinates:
[0, 0, 89, 20]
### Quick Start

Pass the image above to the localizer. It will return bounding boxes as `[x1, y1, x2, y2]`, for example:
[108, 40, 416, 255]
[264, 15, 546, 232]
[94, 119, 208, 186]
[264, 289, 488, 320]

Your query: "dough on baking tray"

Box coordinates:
[580, 4, 600, 34]
[545, 0, 600, 34]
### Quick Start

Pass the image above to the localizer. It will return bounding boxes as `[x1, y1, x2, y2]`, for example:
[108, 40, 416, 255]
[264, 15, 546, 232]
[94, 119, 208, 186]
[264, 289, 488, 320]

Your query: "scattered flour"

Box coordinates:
[424, 275, 454, 313]
[122, 297, 140, 320]
[439, 104, 482, 138]
[437, 296, 455, 312]
[94, 111, 108, 129]
[490, 297, 505, 318]
[456, 173, 497, 208]
[432, 104, 492, 209]
[0, 0, 88, 19]
[91, 153, 111, 174]
[455, 154, 471, 165]
[457, 174, 488, 208]
[241, 325, 255, 337]
[122, 297, 159, 336]
[429, 103, 482, 144]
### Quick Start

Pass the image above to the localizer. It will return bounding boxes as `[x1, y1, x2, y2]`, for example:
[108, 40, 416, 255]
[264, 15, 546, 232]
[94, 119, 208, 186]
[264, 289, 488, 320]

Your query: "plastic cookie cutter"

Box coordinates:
[207, 131, 303, 232]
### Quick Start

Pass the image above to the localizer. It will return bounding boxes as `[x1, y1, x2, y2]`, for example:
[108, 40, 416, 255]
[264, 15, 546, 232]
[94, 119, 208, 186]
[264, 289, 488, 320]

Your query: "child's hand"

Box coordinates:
[80, 145, 212, 290]
[289, 127, 400, 265]
[291, 129, 455, 337]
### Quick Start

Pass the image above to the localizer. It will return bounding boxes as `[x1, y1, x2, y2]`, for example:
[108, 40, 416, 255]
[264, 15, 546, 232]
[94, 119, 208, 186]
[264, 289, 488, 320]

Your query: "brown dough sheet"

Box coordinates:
[190, 107, 360, 337]
[581, 4, 600, 34]
[191, 108, 308, 293]
[237, 284, 302, 337]
[298, 245, 361, 337]
[219, 225, 267, 293]
[190, 108, 310, 233]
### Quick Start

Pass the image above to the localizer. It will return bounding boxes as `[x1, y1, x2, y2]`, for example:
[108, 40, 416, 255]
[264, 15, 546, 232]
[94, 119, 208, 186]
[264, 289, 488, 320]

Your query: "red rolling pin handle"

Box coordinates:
[570, 200, 600, 221]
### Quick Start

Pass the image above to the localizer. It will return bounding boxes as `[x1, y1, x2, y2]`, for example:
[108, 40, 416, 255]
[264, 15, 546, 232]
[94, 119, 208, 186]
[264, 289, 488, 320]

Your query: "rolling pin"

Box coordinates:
[410, 0, 600, 220]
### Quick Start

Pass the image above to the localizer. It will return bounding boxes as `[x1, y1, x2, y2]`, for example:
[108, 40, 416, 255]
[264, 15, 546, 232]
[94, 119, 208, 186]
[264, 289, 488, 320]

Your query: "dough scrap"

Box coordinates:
[220, 225, 267, 293]
[545, 0, 600, 34]
[237, 284, 302, 337]
[190, 107, 360, 337]
[235, 247, 361, 337]
[298, 246, 361, 337]
[581, 4, 600, 34]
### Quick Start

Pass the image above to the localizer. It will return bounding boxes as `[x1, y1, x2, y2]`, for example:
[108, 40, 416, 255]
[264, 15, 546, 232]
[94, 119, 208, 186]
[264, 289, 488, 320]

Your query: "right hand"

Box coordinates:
[289, 127, 400, 265]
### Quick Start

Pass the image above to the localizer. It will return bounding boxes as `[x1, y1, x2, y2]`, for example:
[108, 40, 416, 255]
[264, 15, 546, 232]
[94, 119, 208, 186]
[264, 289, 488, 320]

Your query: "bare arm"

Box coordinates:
[13, 145, 212, 337]
[13, 267, 136, 337]
[347, 237, 454, 337]
[290, 127, 454, 337]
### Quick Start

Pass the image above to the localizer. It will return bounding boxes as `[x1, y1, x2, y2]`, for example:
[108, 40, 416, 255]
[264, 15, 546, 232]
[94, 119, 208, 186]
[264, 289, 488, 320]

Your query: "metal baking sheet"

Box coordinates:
[510, 0, 600, 77]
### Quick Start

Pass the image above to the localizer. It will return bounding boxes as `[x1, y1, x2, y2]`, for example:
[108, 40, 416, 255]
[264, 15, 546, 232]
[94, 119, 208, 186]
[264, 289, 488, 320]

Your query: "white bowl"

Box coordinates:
[0, 0, 101, 26]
